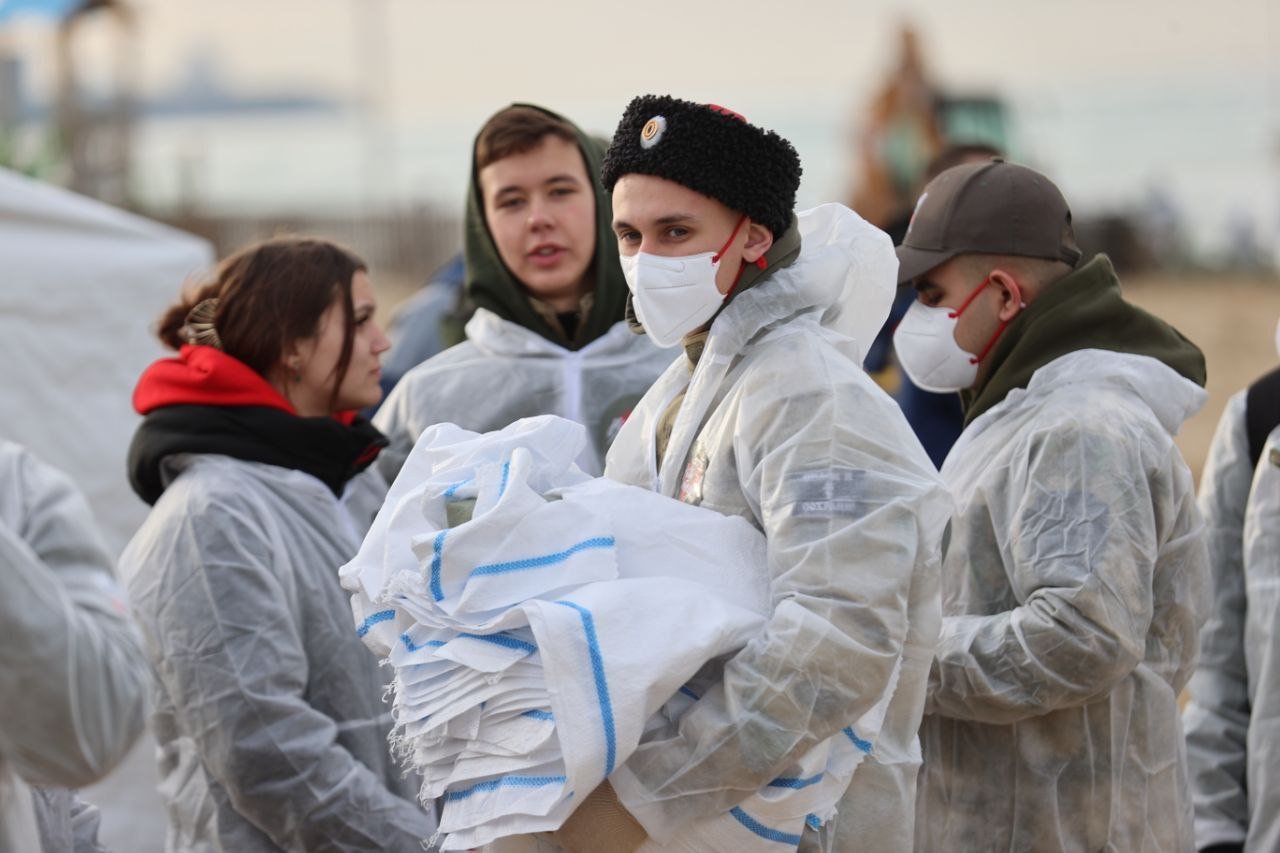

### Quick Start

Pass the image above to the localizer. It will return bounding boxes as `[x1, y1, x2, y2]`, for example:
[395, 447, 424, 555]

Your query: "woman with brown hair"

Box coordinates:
[119, 237, 436, 851]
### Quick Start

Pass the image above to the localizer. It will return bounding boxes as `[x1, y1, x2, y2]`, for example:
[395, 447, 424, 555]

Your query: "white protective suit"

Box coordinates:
[119, 455, 436, 852]
[1184, 392, 1280, 852]
[0, 440, 148, 853]
[604, 204, 952, 851]
[917, 349, 1209, 852]
[374, 311, 673, 480]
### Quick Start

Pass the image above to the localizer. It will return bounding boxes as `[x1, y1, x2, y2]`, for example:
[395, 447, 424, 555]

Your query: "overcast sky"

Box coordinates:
[8, 0, 1277, 122]
[2, 0, 1276, 254]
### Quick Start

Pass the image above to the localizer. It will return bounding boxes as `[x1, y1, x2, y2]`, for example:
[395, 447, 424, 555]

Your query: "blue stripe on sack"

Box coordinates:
[767, 772, 824, 790]
[843, 727, 873, 754]
[355, 609, 395, 637]
[521, 709, 554, 721]
[498, 460, 511, 498]
[678, 685, 701, 701]
[443, 774, 566, 802]
[805, 813, 823, 831]
[457, 632, 537, 654]
[470, 537, 615, 579]
[554, 600, 617, 775]
[401, 634, 445, 652]
[429, 530, 448, 601]
[729, 807, 803, 846]
[443, 477, 472, 498]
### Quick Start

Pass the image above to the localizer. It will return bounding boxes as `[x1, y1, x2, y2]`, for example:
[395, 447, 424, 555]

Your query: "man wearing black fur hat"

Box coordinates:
[548, 95, 952, 852]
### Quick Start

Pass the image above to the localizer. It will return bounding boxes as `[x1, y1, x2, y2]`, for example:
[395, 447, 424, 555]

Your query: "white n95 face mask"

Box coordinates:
[893, 274, 1023, 393]
[620, 250, 724, 348]
[890, 298, 977, 391]
[892, 300, 982, 393]
[619, 215, 750, 348]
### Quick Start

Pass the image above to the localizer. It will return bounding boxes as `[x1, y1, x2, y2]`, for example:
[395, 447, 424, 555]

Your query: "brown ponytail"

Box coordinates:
[154, 237, 368, 401]
[156, 281, 223, 351]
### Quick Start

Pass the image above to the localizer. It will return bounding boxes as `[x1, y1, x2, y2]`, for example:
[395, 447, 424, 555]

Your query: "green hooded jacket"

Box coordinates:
[461, 104, 627, 351]
[962, 254, 1207, 424]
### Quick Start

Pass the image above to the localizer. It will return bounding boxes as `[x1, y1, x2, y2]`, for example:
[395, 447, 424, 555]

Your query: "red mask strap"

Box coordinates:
[970, 317, 1011, 365]
[961, 274, 1022, 364]
[711, 215, 749, 264]
[715, 215, 768, 300]
[725, 263, 749, 297]
[947, 275, 991, 319]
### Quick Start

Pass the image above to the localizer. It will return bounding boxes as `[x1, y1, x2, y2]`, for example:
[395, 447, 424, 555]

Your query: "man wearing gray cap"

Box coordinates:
[892, 159, 1210, 851]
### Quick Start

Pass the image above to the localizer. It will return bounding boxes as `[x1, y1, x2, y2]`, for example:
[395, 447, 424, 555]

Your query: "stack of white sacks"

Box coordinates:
[342, 416, 893, 850]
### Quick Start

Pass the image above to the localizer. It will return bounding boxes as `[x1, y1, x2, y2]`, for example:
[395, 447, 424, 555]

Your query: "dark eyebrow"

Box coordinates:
[494, 173, 582, 199]
[612, 212, 700, 233]
[913, 278, 941, 294]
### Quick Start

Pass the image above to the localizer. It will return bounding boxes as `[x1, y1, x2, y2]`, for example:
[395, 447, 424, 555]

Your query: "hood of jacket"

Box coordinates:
[705, 203, 897, 365]
[463, 104, 627, 351]
[128, 345, 385, 504]
[976, 348, 1207, 440]
[961, 254, 1207, 425]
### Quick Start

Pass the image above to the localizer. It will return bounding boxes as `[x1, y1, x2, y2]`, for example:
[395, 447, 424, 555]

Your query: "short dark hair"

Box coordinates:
[156, 237, 366, 407]
[474, 105, 578, 171]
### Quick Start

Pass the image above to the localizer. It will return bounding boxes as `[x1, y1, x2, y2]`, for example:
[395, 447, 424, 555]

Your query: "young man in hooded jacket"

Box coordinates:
[549, 94, 951, 853]
[374, 104, 671, 480]
[891, 158, 1210, 852]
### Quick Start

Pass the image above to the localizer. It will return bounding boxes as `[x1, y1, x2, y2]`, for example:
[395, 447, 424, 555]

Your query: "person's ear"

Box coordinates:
[278, 341, 307, 383]
[741, 221, 774, 266]
[989, 268, 1026, 322]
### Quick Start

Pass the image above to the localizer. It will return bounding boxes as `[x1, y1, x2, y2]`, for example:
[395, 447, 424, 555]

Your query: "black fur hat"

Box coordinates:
[601, 95, 802, 238]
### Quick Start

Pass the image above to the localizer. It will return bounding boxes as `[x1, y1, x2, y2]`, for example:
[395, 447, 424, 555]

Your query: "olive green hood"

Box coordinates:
[962, 254, 1207, 424]
[463, 104, 626, 350]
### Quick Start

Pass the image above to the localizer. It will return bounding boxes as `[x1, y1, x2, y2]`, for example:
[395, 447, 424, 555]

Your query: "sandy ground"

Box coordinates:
[83, 271, 1279, 851]
[1123, 273, 1280, 481]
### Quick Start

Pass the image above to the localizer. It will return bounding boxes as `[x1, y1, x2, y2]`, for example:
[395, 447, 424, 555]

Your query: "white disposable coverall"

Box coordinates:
[1184, 394, 1280, 852]
[0, 440, 148, 853]
[917, 349, 1209, 852]
[604, 204, 951, 851]
[374, 311, 672, 480]
[119, 455, 435, 852]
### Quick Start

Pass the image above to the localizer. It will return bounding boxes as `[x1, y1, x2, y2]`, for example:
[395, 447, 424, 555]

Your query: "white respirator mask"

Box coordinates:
[620, 216, 752, 348]
[893, 275, 1022, 393]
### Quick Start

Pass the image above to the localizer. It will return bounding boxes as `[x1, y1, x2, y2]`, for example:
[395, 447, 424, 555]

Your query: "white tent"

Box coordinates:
[0, 167, 214, 554]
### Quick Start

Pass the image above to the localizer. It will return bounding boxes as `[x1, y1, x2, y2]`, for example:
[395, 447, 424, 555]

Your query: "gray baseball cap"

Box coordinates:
[895, 158, 1082, 285]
